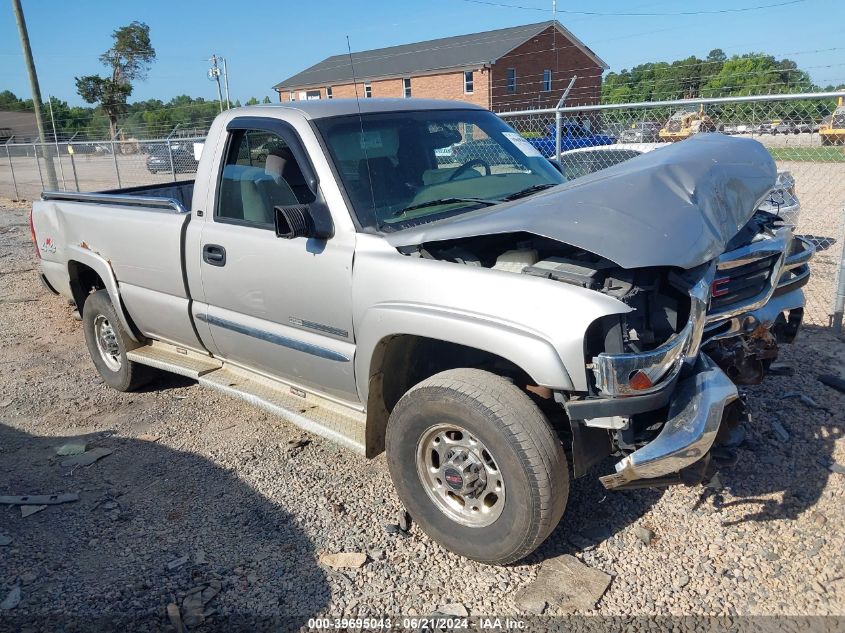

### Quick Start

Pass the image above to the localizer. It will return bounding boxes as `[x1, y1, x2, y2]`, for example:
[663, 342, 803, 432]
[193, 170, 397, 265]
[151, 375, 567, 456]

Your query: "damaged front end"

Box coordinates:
[702, 221, 814, 385]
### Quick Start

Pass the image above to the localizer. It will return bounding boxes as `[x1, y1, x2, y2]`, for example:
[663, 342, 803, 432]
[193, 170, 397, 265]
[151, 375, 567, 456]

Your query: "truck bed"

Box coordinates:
[42, 180, 195, 214]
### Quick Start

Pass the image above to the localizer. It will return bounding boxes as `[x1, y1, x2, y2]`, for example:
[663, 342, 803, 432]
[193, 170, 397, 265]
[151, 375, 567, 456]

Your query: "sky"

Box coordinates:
[0, 0, 842, 107]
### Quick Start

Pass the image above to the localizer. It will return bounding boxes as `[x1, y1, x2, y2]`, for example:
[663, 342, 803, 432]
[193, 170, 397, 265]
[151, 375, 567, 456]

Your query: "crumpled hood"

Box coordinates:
[387, 134, 777, 270]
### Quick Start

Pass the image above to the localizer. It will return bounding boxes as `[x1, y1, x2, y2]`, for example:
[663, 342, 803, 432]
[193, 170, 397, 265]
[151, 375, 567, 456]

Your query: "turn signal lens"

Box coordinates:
[629, 370, 654, 391]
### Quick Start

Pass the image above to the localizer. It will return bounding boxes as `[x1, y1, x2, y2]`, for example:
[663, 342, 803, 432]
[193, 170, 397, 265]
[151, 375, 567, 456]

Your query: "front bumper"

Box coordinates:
[599, 354, 738, 489]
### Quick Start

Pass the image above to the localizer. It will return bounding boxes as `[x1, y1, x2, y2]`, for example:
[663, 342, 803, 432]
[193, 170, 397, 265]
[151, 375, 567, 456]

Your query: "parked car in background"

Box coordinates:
[558, 143, 801, 226]
[146, 147, 200, 174]
[619, 121, 661, 143]
[526, 122, 615, 157]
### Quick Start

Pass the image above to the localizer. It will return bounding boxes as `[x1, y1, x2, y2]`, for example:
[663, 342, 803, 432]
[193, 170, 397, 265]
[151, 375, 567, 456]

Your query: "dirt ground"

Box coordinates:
[1, 199, 844, 631]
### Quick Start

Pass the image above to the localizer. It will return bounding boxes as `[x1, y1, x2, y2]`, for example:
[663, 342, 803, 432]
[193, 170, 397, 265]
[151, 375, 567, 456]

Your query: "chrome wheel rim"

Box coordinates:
[415, 423, 505, 528]
[93, 314, 121, 371]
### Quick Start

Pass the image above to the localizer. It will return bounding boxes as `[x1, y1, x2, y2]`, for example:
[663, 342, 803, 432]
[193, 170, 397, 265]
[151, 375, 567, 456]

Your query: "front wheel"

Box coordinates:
[385, 368, 569, 564]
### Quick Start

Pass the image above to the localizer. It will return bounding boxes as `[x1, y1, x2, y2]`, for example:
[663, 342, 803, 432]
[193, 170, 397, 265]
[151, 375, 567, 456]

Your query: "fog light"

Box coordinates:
[628, 370, 654, 391]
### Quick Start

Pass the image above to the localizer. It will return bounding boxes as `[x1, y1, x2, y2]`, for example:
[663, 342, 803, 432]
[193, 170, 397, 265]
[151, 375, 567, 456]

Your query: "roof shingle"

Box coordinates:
[273, 21, 606, 90]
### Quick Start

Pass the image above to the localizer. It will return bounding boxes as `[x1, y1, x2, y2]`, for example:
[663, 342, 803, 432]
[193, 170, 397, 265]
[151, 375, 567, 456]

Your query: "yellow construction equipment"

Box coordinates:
[819, 96, 845, 146]
[659, 106, 718, 142]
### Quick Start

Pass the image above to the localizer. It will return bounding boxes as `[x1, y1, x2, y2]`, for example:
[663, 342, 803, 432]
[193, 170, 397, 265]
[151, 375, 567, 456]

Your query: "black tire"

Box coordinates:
[385, 368, 569, 564]
[82, 289, 153, 392]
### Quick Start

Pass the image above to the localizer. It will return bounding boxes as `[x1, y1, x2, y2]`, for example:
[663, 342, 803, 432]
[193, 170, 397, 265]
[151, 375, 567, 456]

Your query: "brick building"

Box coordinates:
[272, 21, 607, 111]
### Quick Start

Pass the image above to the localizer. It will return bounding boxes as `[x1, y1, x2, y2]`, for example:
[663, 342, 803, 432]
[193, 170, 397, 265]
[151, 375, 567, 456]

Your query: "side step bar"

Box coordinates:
[126, 342, 366, 454]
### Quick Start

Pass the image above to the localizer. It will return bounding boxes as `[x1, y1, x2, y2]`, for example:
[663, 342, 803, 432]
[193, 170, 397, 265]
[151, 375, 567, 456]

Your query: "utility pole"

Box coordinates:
[208, 54, 224, 113]
[11, 0, 57, 189]
[221, 57, 231, 110]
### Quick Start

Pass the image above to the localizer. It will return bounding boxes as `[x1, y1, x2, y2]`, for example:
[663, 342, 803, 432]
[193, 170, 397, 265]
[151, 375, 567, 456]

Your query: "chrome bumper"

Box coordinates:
[600, 354, 738, 490]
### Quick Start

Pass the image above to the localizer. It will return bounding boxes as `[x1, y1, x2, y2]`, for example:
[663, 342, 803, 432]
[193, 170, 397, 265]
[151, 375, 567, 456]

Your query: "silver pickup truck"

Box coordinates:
[30, 99, 813, 564]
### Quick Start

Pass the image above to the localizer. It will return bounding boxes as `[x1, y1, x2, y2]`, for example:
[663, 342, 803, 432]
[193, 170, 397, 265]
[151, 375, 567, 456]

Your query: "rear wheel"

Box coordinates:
[385, 368, 569, 564]
[82, 290, 153, 391]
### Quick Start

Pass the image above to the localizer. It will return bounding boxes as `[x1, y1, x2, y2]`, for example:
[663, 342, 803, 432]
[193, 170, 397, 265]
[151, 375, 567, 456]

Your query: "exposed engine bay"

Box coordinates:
[399, 231, 694, 358]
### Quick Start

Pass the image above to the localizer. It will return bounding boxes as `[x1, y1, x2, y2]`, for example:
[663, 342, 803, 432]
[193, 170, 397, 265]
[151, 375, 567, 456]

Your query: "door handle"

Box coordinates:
[203, 244, 226, 267]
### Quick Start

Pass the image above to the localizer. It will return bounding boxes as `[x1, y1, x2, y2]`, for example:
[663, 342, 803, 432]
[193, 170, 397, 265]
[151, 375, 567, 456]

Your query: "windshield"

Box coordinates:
[314, 109, 564, 232]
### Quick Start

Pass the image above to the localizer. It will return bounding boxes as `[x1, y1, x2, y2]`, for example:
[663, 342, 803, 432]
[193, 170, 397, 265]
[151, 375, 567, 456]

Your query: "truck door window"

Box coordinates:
[216, 129, 315, 227]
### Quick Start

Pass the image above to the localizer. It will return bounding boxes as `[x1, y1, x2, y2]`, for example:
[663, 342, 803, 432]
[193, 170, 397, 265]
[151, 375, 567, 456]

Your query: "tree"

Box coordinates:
[262, 96, 271, 104]
[245, 97, 260, 106]
[75, 21, 155, 139]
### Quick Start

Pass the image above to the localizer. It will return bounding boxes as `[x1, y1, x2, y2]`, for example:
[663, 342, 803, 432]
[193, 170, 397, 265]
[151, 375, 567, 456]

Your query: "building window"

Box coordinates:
[305, 90, 321, 100]
[403, 78, 411, 98]
[288, 90, 295, 101]
[543, 69, 552, 92]
[364, 82, 372, 98]
[326, 86, 333, 99]
[464, 70, 474, 94]
[507, 68, 517, 93]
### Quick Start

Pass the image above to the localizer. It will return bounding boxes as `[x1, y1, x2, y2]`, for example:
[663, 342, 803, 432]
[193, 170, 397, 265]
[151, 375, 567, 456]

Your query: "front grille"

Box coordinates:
[711, 253, 779, 310]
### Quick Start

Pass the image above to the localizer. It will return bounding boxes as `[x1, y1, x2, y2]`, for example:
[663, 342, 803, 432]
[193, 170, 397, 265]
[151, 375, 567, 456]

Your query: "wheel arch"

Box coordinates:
[66, 246, 140, 343]
[359, 328, 573, 458]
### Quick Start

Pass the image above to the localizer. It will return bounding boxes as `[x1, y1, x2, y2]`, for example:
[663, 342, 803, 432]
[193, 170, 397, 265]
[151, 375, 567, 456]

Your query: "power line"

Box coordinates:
[455, 0, 806, 16]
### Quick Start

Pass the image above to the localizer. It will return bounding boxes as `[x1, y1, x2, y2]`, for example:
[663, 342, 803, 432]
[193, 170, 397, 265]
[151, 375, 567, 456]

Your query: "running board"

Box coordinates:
[126, 342, 366, 454]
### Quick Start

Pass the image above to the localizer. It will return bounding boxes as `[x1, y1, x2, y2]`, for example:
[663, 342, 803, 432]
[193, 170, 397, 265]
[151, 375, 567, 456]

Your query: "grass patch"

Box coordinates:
[768, 146, 845, 162]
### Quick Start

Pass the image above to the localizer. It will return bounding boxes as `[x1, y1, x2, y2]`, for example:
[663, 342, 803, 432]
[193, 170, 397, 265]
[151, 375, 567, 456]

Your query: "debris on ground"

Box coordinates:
[781, 392, 826, 410]
[829, 463, 845, 475]
[437, 603, 469, 617]
[0, 533, 11, 546]
[634, 525, 655, 545]
[287, 437, 310, 453]
[137, 434, 161, 442]
[166, 602, 186, 633]
[673, 574, 691, 590]
[0, 398, 13, 408]
[318, 551, 368, 569]
[61, 447, 113, 468]
[0, 586, 21, 610]
[383, 523, 409, 538]
[181, 579, 222, 628]
[20, 505, 48, 518]
[515, 554, 611, 613]
[167, 555, 190, 570]
[768, 362, 795, 376]
[55, 442, 87, 456]
[771, 420, 791, 442]
[397, 509, 412, 532]
[817, 374, 845, 394]
[0, 493, 79, 506]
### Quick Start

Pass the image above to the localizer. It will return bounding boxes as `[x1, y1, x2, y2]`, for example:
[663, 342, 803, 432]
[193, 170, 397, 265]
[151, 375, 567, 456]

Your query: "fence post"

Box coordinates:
[554, 76, 577, 160]
[833, 207, 845, 335]
[32, 142, 44, 189]
[167, 124, 180, 182]
[5, 142, 19, 199]
[110, 137, 122, 188]
[67, 143, 80, 192]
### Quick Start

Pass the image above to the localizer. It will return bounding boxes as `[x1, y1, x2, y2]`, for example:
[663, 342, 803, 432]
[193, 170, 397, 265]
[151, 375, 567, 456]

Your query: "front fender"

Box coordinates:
[354, 302, 573, 403]
[351, 235, 632, 402]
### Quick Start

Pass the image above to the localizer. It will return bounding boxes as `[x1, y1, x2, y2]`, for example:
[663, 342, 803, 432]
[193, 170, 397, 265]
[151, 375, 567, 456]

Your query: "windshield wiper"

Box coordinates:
[502, 183, 557, 201]
[393, 197, 500, 217]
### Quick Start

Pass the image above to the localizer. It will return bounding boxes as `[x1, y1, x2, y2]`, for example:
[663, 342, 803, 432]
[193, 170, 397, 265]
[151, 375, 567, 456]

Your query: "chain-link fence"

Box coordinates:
[501, 92, 845, 331]
[1, 135, 205, 200]
[1, 93, 843, 331]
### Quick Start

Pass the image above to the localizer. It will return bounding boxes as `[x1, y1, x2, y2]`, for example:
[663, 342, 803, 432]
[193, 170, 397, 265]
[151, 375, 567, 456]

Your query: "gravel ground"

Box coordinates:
[1, 198, 844, 630]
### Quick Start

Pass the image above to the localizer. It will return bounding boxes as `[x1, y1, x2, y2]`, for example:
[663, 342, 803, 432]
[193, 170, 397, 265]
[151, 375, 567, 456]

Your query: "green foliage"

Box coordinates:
[75, 21, 156, 137]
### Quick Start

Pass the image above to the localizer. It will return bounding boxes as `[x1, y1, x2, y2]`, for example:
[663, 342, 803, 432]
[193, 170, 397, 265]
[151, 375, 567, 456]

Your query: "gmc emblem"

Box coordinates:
[711, 276, 731, 298]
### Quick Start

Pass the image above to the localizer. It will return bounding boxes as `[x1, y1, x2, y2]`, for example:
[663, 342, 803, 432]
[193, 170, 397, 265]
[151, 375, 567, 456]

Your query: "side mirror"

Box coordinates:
[274, 204, 334, 240]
